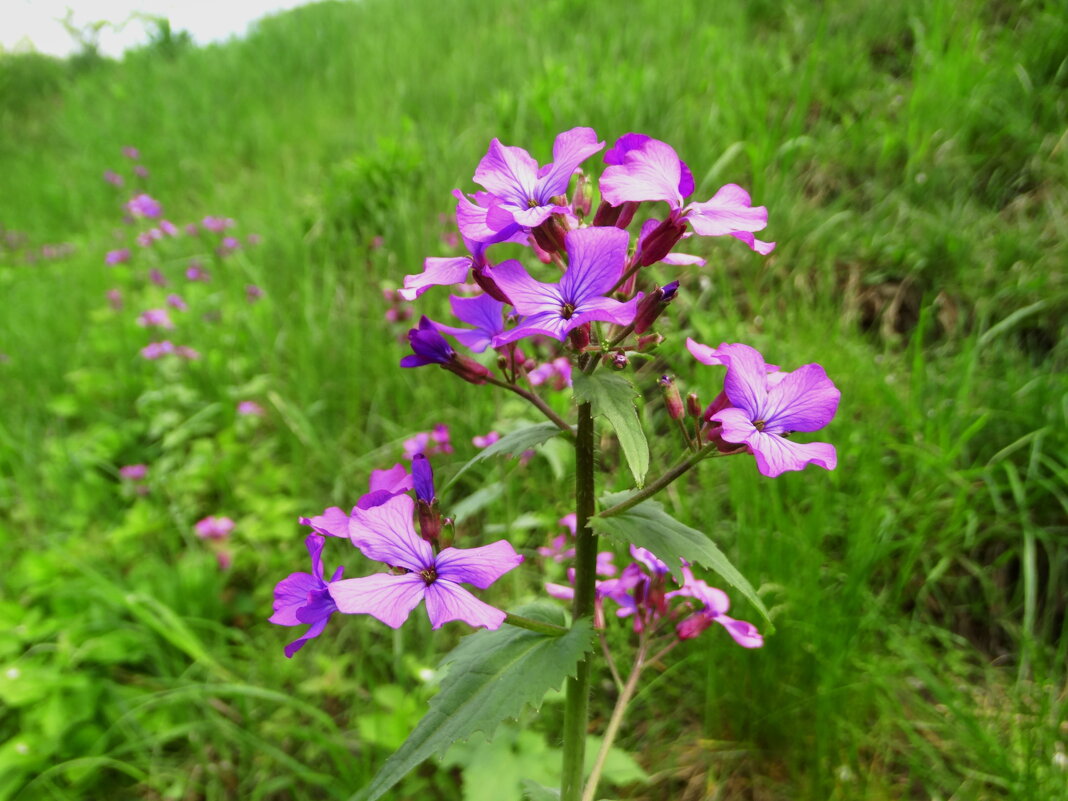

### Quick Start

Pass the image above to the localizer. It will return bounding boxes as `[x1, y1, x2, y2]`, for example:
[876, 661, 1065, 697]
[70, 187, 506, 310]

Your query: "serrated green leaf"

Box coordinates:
[352, 605, 594, 801]
[444, 422, 568, 490]
[590, 497, 771, 627]
[573, 374, 648, 487]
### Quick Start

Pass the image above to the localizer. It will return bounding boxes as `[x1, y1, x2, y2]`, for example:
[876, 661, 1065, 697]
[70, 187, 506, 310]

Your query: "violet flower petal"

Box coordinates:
[537, 127, 604, 198]
[600, 138, 688, 209]
[686, 184, 769, 237]
[423, 579, 507, 629]
[328, 573, 427, 628]
[715, 614, 764, 648]
[348, 493, 433, 571]
[760, 363, 841, 433]
[559, 226, 629, 302]
[400, 256, 472, 301]
[434, 540, 524, 589]
[299, 506, 351, 539]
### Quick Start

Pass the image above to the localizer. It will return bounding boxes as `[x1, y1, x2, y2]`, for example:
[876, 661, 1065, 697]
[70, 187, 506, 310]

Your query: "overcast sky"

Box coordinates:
[0, 1, 315, 57]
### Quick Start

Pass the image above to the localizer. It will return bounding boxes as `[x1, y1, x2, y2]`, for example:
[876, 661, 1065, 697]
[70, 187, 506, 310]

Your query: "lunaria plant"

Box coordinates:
[271, 127, 840, 801]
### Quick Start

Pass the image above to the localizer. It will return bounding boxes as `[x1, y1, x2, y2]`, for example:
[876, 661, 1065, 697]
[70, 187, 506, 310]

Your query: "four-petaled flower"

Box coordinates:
[328, 494, 522, 630]
[490, 226, 639, 345]
[688, 339, 839, 477]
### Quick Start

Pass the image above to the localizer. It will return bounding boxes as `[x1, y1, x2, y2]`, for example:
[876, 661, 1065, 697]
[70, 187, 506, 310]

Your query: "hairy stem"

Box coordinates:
[485, 375, 574, 437]
[581, 640, 648, 801]
[561, 401, 598, 801]
[598, 443, 718, 519]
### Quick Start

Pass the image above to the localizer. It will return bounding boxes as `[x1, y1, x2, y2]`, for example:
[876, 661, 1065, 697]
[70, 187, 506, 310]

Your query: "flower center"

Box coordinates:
[419, 567, 437, 585]
[753, 419, 766, 431]
[560, 303, 576, 320]
[527, 197, 539, 208]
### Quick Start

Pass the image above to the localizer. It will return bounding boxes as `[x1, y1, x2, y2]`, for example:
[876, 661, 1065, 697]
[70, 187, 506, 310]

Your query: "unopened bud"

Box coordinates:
[686, 392, 702, 418]
[610, 351, 628, 370]
[417, 499, 441, 543]
[636, 215, 687, 267]
[637, 332, 664, 351]
[446, 356, 493, 385]
[632, 280, 680, 334]
[472, 268, 511, 303]
[532, 218, 566, 255]
[659, 375, 684, 419]
[572, 172, 592, 218]
[592, 200, 638, 229]
[567, 324, 590, 351]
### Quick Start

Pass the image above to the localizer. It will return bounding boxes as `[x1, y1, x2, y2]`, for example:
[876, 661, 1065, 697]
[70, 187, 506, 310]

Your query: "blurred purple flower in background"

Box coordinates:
[195, 516, 235, 540]
[106, 248, 131, 265]
[126, 194, 162, 219]
[103, 170, 124, 186]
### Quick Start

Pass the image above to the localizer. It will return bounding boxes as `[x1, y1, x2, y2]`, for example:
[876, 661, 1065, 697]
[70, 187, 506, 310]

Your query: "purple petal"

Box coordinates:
[685, 184, 769, 237]
[284, 617, 330, 658]
[434, 540, 524, 589]
[761, 363, 841, 433]
[718, 343, 771, 419]
[570, 294, 640, 330]
[600, 138, 687, 209]
[295, 588, 338, 624]
[328, 573, 427, 628]
[399, 257, 472, 301]
[603, 132, 651, 165]
[412, 454, 435, 503]
[473, 139, 538, 209]
[536, 127, 604, 200]
[560, 227, 630, 304]
[492, 310, 572, 345]
[715, 615, 764, 648]
[270, 572, 320, 625]
[305, 533, 327, 581]
[368, 464, 412, 494]
[423, 580, 507, 630]
[433, 294, 507, 353]
[545, 582, 575, 601]
[747, 433, 837, 477]
[488, 259, 563, 316]
[686, 337, 727, 366]
[728, 231, 776, 255]
[349, 493, 433, 571]
[453, 190, 518, 244]
[299, 508, 350, 539]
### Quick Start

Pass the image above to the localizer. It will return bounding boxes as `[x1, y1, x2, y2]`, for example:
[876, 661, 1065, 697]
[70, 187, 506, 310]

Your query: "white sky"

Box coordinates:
[0, 1, 314, 57]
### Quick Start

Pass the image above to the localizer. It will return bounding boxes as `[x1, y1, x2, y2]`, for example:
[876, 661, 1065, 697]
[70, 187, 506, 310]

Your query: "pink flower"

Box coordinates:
[106, 288, 123, 310]
[166, 294, 187, 311]
[237, 400, 265, 417]
[140, 341, 175, 359]
[185, 223, 199, 236]
[159, 220, 178, 236]
[185, 263, 209, 282]
[126, 194, 162, 219]
[195, 516, 235, 540]
[119, 464, 147, 481]
[134, 165, 149, 178]
[137, 309, 174, 329]
[103, 170, 124, 186]
[245, 284, 264, 303]
[527, 357, 573, 389]
[105, 248, 131, 265]
[202, 216, 234, 233]
[472, 431, 500, 449]
[122, 146, 140, 160]
[148, 269, 168, 286]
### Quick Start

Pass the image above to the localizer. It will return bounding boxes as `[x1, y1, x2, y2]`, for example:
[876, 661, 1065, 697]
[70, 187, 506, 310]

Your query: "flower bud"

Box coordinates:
[686, 392, 702, 419]
[637, 332, 664, 351]
[632, 280, 680, 334]
[636, 215, 687, 267]
[572, 172, 592, 218]
[417, 498, 441, 543]
[472, 267, 511, 303]
[567, 324, 590, 351]
[592, 200, 638, 229]
[610, 351, 628, 370]
[532, 218, 566, 255]
[659, 375, 684, 419]
[446, 356, 493, 385]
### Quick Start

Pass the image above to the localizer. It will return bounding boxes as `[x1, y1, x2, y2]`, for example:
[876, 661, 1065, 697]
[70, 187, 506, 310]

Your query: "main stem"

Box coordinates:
[561, 400, 597, 801]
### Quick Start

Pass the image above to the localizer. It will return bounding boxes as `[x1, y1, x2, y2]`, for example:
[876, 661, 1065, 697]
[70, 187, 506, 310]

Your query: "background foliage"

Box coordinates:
[1, 0, 1065, 798]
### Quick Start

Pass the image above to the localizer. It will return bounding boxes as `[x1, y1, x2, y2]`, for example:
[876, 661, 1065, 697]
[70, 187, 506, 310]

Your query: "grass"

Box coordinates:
[1, 0, 1066, 798]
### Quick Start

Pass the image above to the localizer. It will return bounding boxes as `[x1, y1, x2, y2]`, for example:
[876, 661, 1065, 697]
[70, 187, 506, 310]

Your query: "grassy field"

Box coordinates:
[1, 0, 1066, 798]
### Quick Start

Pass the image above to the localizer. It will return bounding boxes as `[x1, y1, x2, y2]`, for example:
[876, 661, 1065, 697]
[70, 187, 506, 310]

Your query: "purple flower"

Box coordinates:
[688, 339, 839, 477]
[411, 453, 435, 503]
[140, 341, 175, 359]
[134, 165, 149, 178]
[122, 146, 140, 160]
[105, 248, 131, 266]
[202, 216, 235, 233]
[148, 268, 168, 286]
[166, 294, 187, 311]
[469, 127, 604, 237]
[472, 430, 500, 449]
[671, 567, 763, 647]
[195, 516, 235, 540]
[270, 534, 344, 657]
[218, 236, 240, 256]
[107, 288, 123, 310]
[185, 222, 200, 236]
[527, 356, 573, 389]
[137, 309, 174, 329]
[126, 194, 162, 219]
[103, 170, 124, 187]
[119, 464, 148, 481]
[399, 221, 517, 301]
[328, 494, 522, 629]
[599, 135, 774, 255]
[176, 345, 200, 360]
[185, 262, 209, 282]
[159, 219, 178, 236]
[490, 226, 639, 345]
[538, 535, 575, 563]
[237, 400, 265, 417]
[246, 284, 264, 303]
[452, 190, 526, 248]
[400, 317, 493, 384]
[432, 294, 508, 353]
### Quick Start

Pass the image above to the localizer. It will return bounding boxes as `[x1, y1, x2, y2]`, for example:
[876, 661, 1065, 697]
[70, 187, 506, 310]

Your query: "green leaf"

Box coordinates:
[573, 374, 648, 487]
[352, 604, 594, 801]
[521, 779, 561, 800]
[444, 422, 567, 490]
[590, 497, 771, 627]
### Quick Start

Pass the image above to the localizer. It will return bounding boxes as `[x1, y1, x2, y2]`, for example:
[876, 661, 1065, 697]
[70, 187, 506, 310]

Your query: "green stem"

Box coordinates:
[599, 443, 719, 519]
[503, 613, 568, 636]
[485, 375, 575, 437]
[560, 401, 598, 801]
[580, 640, 648, 801]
